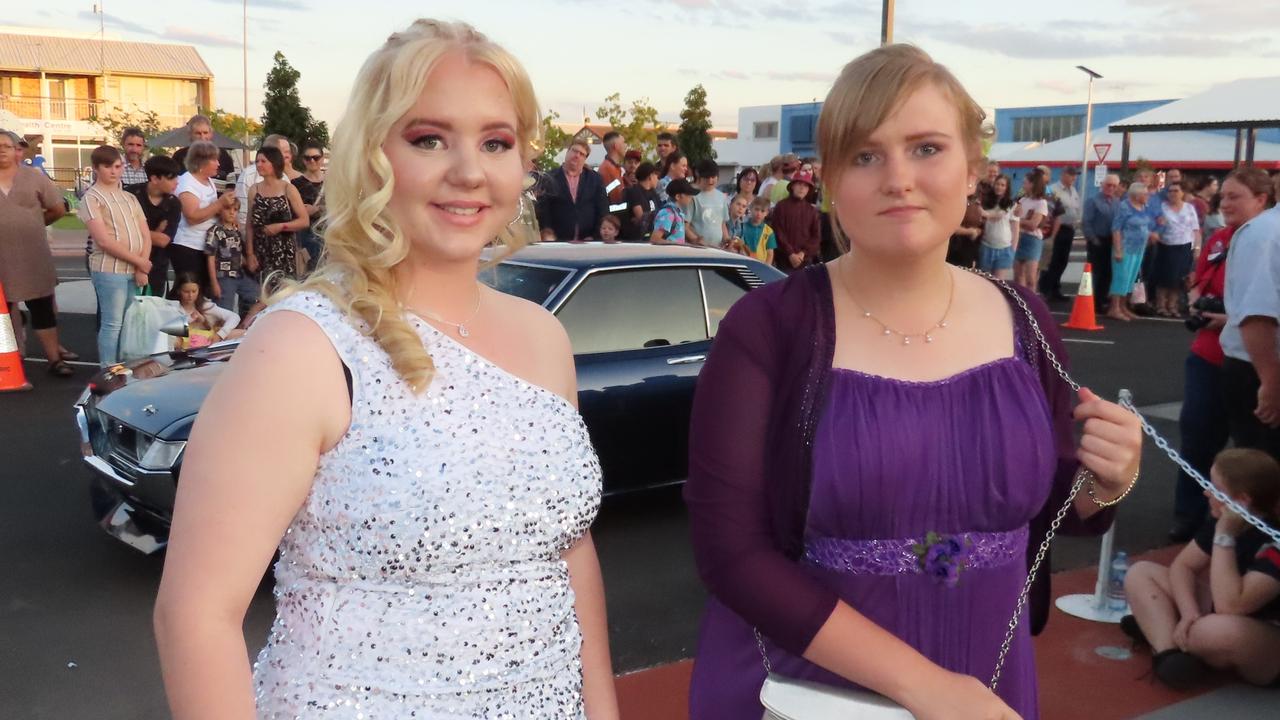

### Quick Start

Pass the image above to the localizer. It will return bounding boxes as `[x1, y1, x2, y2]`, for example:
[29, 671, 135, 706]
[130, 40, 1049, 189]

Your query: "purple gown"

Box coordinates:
[689, 334, 1057, 719]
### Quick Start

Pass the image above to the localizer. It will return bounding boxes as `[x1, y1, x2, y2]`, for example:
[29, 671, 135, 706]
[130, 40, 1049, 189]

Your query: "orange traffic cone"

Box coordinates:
[0, 281, 33, 392]
[1063, 263, 1105, 331]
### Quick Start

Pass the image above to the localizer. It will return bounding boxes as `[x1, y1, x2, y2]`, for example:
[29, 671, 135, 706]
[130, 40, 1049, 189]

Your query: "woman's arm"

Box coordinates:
[1020, 211, 1045, 231]
[154, 311, 349, 720]
[1169, 542, 1211, 620]
[565, 534, 619, 720]
[180, 189, 225, 225]
[283, 184, 310, 233]
[204, 304, 241, 338]
[244, 187, 258, 267]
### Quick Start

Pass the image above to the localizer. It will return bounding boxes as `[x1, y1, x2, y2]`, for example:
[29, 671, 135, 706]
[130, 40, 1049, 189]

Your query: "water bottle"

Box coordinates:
[1108, 551, 1129, 612]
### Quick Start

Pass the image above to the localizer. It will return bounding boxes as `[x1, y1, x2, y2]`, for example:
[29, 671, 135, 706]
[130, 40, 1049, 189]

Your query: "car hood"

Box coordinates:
[90, 355, 228, 438]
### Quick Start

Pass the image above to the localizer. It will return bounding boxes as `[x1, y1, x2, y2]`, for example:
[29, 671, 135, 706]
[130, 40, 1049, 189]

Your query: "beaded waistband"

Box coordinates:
[803, 526, 1028, 587]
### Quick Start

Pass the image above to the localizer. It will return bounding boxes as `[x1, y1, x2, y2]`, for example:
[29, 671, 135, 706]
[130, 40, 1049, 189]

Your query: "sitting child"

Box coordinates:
[1124, 448, 1280, 689]
[171, 272, 243, 349]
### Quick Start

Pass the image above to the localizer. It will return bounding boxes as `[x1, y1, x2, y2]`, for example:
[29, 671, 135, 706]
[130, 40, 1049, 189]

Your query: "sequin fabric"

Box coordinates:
[251, 291, 601, 719]
[803, 526, 1029, 576]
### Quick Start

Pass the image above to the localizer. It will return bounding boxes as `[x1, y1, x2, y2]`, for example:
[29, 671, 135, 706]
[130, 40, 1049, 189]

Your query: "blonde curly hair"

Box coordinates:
[272, 19, 542, 393]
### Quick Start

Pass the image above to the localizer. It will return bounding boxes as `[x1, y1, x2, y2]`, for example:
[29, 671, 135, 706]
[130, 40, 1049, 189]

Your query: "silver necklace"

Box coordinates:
[837, 265, 956, 346]
[406, 287, 482, 338]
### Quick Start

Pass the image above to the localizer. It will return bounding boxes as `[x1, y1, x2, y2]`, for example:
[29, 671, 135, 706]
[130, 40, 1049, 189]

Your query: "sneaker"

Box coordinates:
[1153, 649, 1209, 690]
[1120, 615, 1148, 646]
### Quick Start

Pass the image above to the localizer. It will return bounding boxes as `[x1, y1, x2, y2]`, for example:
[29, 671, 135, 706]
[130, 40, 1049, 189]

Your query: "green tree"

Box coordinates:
[535, 109, 573, 172]
[207, 108, 263, 148]
[594, 93, 661, 160]
[260, 51, 330, 163]
[677, 84, 716, 168]
[94, 105, 165, 152]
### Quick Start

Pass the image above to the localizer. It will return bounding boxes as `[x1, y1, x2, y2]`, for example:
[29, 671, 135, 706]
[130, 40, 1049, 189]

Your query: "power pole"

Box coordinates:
[243, 0, 250, 166]
[881, 0, 895, 45]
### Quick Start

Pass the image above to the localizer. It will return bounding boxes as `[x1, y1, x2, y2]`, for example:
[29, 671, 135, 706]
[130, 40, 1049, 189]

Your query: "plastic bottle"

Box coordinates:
[1108, 551, 1129, 612]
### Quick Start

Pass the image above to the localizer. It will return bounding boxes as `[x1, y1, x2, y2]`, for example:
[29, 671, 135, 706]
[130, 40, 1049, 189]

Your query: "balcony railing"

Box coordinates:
[0, 96, 106, 122]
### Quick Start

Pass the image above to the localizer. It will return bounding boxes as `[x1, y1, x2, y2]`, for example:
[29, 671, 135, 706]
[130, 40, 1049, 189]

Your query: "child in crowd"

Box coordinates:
[171, 272, 242, 349]
[204, 197, 260, 316]
[1123, 448, 1280, 690]
[651, 178, 699, 246]
[599, 214, 621, 244]
[621, 162, 661, 241]
[688, 159, 729, 248]
[739, 196, 776, 265]
[726, 194, 750, 255]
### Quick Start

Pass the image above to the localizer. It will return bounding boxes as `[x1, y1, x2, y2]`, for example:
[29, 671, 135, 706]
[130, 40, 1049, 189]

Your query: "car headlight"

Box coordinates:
[135, 436, 186, 470]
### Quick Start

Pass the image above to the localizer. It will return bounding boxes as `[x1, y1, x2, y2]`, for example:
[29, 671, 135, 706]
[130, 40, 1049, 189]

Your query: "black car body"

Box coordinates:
[74, 243, 784, 553]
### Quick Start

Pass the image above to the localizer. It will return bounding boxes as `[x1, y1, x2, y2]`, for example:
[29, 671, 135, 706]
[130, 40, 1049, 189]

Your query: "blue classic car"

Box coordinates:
[74, 243, 784, 552]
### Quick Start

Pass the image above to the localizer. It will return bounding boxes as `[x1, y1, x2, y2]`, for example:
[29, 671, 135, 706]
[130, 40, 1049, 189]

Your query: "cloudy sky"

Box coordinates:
[9, 0, 1279, 134]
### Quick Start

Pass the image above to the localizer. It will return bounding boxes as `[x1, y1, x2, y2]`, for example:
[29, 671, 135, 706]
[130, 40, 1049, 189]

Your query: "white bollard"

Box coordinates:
[1056, 514, 1129, 623]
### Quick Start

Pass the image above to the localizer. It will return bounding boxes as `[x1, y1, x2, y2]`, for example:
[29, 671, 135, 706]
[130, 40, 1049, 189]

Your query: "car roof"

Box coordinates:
[498, 242, 758, 271]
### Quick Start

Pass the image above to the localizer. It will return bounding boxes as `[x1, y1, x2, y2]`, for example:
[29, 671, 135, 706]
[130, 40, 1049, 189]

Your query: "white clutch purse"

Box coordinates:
[756, 272, 1090, 720]
[760, 673, 915, 719]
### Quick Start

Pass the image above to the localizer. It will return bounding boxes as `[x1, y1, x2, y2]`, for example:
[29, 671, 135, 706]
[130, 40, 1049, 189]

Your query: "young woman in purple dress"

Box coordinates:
[685, 45, 1144, 720]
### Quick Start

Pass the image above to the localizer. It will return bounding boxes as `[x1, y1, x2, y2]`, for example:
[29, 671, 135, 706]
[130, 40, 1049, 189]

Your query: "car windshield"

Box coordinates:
[480, 262, 571, 307]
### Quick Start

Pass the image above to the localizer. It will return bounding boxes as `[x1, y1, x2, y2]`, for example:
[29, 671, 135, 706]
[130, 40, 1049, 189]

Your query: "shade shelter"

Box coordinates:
[1108, 76, 1280, 173]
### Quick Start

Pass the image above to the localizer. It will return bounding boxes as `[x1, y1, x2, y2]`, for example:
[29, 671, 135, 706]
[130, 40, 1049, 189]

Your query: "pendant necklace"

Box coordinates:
[838, 265, 956, 346]
[406, 287, 482, 338]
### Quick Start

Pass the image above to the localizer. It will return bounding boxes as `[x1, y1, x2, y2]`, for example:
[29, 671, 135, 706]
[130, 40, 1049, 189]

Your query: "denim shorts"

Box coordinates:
[979, 244, 1015, 271]
[1014, 233, 1044, 262]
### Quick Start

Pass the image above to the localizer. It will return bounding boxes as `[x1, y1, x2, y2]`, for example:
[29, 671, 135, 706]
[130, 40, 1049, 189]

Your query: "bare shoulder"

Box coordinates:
[485, 287, 577, 403]
[220, 307, 351, 446]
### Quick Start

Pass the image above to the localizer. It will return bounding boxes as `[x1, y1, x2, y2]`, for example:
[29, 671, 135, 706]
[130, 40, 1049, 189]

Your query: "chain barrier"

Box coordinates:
[1118, 389, 1280, 545]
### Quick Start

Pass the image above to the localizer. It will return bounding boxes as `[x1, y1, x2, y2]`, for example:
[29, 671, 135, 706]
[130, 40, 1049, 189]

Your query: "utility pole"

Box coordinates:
[1077, 66, 1102, 198]
[881, 0, 895, 45]
[243, 0, 250, 166]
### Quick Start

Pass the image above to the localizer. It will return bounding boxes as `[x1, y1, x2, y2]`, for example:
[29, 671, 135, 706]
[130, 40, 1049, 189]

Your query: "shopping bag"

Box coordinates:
[119, 296, 184, 360]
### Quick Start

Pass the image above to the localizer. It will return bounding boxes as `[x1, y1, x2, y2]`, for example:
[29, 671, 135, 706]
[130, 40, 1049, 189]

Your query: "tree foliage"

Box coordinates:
[207, 108, 263, 148]
[677, 84, 716, 168]
[535, 109, 573, 172]
[261, 51, 330, 160]
[594, 93, 661, 160]
[94, 105, 164, 151]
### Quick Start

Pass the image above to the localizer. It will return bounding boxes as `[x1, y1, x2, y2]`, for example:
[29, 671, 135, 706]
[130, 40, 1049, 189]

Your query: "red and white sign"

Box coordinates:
[1093, 143, 1112, 163]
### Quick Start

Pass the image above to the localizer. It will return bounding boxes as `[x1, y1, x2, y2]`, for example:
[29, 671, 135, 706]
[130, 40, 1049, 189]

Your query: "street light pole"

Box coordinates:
[1077, 65, 1102, 198]
[243, 0, 249, 167]
[881, 0, 895, 45]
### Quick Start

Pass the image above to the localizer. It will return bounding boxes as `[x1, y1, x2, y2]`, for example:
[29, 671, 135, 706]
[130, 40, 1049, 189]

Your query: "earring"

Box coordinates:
[507, 193, 527, 228]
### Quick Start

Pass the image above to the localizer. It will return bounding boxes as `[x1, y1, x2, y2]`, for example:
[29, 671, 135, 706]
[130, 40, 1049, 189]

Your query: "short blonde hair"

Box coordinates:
[183, 140, 220, 174]
[817, 45, 990, 250]
[818, 45, 990, 190]
[273, 19, 543, 394]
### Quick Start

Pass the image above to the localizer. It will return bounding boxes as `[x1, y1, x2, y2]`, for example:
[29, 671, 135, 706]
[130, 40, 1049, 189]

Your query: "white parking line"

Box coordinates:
[22, 357, 100, 367]
[1049, 310, 1186, 324]
[1062, 338, 1116, 345]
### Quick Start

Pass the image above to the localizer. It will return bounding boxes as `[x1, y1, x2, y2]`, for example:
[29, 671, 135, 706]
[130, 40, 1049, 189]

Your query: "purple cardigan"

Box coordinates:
[684, 264, 1114, 656]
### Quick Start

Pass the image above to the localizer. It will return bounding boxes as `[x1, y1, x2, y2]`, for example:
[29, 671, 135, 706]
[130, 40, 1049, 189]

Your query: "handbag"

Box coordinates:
[759, 271, 1091, 720]
[1129, 277, 1147, 306]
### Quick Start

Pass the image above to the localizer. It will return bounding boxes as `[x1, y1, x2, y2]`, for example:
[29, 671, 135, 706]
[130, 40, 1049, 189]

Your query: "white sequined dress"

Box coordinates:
[251, 292, 601, 719]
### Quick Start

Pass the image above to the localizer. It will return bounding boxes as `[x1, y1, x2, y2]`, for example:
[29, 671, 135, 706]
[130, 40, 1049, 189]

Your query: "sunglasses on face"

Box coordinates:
[303, 155, 322, 161]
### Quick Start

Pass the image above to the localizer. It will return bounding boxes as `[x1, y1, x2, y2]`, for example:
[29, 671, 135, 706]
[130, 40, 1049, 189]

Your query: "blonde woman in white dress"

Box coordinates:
[155, 19, 619, 719]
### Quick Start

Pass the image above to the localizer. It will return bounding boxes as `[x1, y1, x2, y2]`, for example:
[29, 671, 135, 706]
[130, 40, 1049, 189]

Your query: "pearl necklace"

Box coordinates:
[837, 265, 956, 346]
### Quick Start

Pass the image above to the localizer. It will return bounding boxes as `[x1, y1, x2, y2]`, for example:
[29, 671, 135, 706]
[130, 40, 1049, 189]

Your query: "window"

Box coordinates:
[556, 268, 707, 354]
[753, 121, 778, 139]
[1011, 114, 1086, 143]
[479, 262, 571, 307]
[790, 114, 816, 144]
[700, 268, 751, 337]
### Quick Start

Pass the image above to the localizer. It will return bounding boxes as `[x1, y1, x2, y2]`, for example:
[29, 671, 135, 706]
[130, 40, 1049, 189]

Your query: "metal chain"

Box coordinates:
[1119, 392, 1280, 545]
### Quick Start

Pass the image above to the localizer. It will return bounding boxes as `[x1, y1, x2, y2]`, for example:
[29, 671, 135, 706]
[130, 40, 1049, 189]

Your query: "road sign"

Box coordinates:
[1094, 163, 1108, 187]
[1093, 143, 1112, 163]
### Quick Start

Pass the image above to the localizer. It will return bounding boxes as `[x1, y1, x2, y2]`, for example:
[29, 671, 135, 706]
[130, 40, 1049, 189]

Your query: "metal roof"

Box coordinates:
[1110, 77, 1280, 132]
[0, 33, 212, 79]
[998, 128, 1280, 167]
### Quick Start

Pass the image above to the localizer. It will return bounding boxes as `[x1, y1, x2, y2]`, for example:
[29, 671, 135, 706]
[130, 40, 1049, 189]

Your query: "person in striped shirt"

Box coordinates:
[80, 145, 151, 366]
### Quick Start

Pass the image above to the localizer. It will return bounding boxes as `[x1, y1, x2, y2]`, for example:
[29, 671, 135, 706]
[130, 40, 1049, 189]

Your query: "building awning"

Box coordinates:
[998, 128, 1280, 170]
[0, 32, 213, 79]
[1109, 77, 1280, 133]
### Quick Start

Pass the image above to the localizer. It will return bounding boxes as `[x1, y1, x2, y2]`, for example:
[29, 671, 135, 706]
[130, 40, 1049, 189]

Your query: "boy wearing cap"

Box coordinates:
[651, 178, 699, 246]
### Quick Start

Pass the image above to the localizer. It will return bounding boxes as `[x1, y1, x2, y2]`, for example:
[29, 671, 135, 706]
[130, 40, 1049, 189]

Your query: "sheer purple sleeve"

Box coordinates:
[685, 289, 840, 656]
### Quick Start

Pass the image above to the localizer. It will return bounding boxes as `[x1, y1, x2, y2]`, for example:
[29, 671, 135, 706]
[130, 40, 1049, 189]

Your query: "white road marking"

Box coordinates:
[1062, 338, 1115, 345]
[22, 357, 100, 367]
